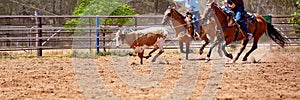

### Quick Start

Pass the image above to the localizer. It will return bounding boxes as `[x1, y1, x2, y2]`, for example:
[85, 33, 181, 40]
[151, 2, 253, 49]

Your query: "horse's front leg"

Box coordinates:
[242, 38, 258, 61]
[200, 38, 209, 55]
[205, 40, 218, 62]
[221, 40, 233, 59]
[178, 39, 185, 53]
[185, 41, 190, 60]
[233, 39, 249, 63]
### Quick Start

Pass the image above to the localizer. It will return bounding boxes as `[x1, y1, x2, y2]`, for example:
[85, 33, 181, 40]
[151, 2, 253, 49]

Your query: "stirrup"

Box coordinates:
[247, 33, 253, 40]
[193, 31, 200, 40]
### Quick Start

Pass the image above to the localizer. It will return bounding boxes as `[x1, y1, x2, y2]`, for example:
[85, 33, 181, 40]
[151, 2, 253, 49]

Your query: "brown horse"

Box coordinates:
[162, 7, 208, 60]
[203, 2, 287, 63]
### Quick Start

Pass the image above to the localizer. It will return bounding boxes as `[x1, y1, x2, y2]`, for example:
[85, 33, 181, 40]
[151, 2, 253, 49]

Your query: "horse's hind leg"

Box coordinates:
[205, 40, 219, 62]
[233, 39, 249, 63]
[221, 41, 233, 59]
[217, 40, 223, 57]
[242, 38, 258, 61]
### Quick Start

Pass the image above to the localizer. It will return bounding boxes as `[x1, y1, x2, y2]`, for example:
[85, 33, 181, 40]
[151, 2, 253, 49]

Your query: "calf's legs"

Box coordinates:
[151, 50, 164, 62]
[138, 50, 145, 64]
[145, 46, 158, 59]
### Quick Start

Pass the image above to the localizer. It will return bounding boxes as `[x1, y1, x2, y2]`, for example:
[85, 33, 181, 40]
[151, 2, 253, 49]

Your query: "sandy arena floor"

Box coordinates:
[0, 46, 299, 99]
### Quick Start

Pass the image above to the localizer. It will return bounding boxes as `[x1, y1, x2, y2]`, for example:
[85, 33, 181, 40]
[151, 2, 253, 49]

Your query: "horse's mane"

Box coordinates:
[210, 2, 235, 26]
[169, 8, 185, 20]
[211, 3, 228, 19]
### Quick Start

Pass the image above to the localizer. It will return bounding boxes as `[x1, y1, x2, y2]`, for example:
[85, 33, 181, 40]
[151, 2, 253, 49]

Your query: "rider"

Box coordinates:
[224, 0, 253, 39]
[221, 1, 234, 15]
[184, 0, 200, 38]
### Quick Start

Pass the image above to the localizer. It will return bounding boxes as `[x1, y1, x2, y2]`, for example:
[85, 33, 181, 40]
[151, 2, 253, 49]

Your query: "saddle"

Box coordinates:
[223, 9, 257, 25]
[242, 12, 256, 24]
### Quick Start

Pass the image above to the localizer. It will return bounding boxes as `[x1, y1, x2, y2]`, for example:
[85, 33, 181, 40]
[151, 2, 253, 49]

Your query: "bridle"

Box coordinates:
[163, 8, 194, 37]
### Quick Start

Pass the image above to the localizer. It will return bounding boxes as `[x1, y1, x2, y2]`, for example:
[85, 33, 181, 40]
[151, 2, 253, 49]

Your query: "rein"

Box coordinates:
[167, 21, 190, 37]
[204, 3, 246, 41]
[166, 10, 193, 37]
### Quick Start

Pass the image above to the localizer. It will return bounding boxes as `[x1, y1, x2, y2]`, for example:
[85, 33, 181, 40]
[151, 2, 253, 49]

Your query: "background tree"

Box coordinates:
[290, 1, 300, 34]
[66, 0, 136, 27]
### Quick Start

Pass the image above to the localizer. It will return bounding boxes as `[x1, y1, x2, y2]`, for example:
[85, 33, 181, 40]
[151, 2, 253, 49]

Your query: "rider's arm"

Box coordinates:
[227, 0, 236, 9]
[207, 0, 215, 3]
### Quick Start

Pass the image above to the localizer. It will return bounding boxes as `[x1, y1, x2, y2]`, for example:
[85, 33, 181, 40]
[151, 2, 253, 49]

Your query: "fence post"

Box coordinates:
[96, 15, 100, 53]
[134, 17, 137, 30]
[263, 15, 272, 23]
[103, 30, 106, 52]
[35, 11, 42, 56]
[263, 15, 273, 50]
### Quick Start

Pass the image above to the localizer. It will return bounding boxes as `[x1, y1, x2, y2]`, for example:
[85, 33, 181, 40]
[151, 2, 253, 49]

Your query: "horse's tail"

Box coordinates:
[266, 22, 287, 47]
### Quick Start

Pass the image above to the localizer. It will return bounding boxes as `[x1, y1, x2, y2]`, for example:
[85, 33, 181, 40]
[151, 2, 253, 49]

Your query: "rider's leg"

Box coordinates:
[191, 11, 200, 38]
[193, 17, 200, 34]
[238, 21, 253, 39]
[235, 6, 253, 40]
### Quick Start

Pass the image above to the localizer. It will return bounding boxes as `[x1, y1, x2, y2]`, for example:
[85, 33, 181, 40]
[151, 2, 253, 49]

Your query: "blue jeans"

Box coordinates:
[234, 6, 251, 34]
[190, 11, 200, 34]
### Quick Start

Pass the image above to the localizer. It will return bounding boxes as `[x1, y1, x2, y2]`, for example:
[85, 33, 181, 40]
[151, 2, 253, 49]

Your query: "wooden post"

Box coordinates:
[103, 32, 106, 52]
[35, 11, 43, 56]
[134, 17, 137, 30]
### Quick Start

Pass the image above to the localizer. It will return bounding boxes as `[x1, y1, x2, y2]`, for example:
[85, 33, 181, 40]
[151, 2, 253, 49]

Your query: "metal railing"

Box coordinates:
[0, 15, 299, 56]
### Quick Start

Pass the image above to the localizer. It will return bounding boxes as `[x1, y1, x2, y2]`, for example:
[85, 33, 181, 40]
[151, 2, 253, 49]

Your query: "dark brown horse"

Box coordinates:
[203, 2, 287, 63]
[162, 7, 207, 60]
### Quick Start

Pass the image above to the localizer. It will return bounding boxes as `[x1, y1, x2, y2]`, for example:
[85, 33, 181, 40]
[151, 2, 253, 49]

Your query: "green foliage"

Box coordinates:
[297, 1, 300, 8]
[105, 4, 136, 26]
[96, 52, 112, 56]
[72, 51, 94, 58]
[290, 1, 300, 34]
[96, 50, 134, 57]
[65, 0, 137, 28]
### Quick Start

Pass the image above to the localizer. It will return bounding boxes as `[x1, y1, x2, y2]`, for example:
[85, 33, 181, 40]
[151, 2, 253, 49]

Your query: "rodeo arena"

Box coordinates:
[0, 0, 300, 100]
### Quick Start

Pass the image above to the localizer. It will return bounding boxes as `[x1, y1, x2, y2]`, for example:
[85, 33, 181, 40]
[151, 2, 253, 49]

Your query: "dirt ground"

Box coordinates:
[0, 46, 299, 100]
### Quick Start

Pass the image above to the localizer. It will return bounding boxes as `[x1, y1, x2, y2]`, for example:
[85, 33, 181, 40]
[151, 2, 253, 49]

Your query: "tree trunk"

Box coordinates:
[256, 0, 262, 14]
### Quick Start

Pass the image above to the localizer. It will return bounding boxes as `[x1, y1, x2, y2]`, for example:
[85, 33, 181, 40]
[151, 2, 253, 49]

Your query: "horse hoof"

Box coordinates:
[199, 51, 204, 55]
[145, 56, 151, 59]
[129, 52, 134, 56]
[228, 54, 233, 59]
[180, 50, 185, 53]
[151, 58, 157, 62]
[205, 57, 210, 63]
[242, 58, 247, 61]
[231, 60, 236, 63]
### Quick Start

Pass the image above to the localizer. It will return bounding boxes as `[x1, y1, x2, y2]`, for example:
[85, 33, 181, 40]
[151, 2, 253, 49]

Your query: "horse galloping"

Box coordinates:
[201, 17, 224, 62]
[203, 2, 287, 63]
[162, 7, 207, 60]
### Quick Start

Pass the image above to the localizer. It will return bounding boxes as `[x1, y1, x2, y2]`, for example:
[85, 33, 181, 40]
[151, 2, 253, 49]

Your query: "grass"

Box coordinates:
[0, 49, 137, 60]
